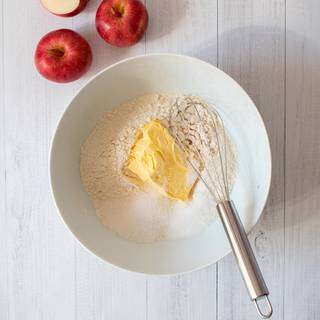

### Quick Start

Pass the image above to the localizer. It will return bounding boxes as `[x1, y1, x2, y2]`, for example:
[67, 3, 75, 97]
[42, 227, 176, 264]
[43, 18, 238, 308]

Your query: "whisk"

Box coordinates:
[168, 96, 273, 319]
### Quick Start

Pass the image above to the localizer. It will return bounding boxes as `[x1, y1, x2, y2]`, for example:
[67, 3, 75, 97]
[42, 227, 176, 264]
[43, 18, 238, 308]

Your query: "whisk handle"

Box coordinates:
[216, 200, 272, 319]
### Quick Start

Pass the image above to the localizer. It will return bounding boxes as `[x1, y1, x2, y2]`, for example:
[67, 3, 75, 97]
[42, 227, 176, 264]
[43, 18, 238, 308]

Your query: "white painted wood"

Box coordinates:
[146, 0, 217, 64]
[285, 1, 320, 319]
[1, 0, 320, 319]
[0, 2, 9, 319]
[147, 267, 216, 320]
[74, 249, 147, 320]
[217, 1, 285, 319]
[2, 2, 77, 319]
[71, 1, 148, 320]
[145, 1, 218, 319]
[147, 272, 217, 320]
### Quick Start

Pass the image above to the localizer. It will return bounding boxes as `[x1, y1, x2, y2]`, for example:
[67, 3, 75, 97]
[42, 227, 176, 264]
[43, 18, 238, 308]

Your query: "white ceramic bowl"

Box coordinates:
[50, 54, 271, 275]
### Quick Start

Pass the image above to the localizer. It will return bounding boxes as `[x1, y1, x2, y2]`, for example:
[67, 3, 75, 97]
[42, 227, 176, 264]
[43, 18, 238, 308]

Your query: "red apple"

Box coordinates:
[40, 0, 89, 17]
[96, 0, 148, 47]
[35, 29, 92, 83]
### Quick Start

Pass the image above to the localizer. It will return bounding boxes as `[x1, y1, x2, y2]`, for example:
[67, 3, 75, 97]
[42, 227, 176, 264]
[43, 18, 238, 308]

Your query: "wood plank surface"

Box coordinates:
[0, 0, 320, 319]
[285, 1, 320, 319]
[2, 2, 76, 319]
[217, 1, 286, 319]
[0, 1, 8, 318]
[146, 0, 217, 63]
[145, 1, 218, 319]
[71, 1, 147, 320]
[147, 268, 216, 320]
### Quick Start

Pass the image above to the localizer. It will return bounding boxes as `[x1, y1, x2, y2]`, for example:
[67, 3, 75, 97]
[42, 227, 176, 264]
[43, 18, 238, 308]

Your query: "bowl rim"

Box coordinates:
[49, 53, 272, 276]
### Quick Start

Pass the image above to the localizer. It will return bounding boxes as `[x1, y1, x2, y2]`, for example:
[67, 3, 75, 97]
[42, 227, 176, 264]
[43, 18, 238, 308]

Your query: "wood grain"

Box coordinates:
[145, 1, 218, 319]
[74, 249, 147, 320]
[0, 1, 8, 318]
[2, 2, 77, 319]
[1, 0, 320, 319]
[71, 1, 148, 320]
[146, 0, 217, 64]
[285, 1, 320, 319]
[147, 267, 216, 320]
[217, 1, 285, 319]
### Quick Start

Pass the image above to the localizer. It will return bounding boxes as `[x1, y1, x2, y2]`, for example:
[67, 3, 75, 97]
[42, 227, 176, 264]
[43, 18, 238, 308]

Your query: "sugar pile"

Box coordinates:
[94, 183, 214, 242]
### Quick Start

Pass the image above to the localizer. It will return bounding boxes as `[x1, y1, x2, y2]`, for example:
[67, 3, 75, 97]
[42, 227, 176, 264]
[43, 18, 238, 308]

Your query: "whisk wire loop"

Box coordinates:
[169, 96, 230, 203]
[188, 98, 230, 201]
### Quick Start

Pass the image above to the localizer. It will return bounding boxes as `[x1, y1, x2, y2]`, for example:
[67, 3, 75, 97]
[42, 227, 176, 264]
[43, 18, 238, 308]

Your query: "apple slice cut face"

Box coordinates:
[41, 0, 80, 15]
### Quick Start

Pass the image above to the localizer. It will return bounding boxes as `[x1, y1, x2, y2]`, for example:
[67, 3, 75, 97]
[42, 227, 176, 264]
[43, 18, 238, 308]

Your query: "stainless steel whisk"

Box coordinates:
[168, 96, 273, 319]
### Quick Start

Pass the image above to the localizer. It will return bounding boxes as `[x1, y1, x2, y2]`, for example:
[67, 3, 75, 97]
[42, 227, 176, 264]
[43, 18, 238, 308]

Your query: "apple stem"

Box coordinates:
[111, 5, 124, 17]
[48, 47, 65, 58]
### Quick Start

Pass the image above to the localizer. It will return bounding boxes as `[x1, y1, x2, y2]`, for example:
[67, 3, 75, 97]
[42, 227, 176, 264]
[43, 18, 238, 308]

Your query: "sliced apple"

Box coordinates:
[40, 0, 89, 17]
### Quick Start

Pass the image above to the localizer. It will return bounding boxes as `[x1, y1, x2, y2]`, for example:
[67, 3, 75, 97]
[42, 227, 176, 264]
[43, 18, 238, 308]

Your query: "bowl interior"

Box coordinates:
[50, 54, 271, 275]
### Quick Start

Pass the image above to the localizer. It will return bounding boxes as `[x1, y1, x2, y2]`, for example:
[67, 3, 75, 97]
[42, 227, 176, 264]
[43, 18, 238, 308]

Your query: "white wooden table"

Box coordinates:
[1, 0, 319, 319]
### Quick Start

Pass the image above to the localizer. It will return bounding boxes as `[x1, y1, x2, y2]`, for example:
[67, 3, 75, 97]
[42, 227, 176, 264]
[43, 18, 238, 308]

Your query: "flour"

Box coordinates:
[80, 93, 236, 243]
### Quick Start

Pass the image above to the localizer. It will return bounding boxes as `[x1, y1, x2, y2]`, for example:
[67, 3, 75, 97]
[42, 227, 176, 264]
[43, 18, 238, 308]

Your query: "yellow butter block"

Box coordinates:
[123, 120, 193, 201]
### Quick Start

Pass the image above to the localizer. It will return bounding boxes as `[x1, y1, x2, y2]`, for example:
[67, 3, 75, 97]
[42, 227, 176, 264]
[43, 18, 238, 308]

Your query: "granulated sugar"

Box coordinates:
[94, 183, 214, 242]
[80, 93, 236, 243]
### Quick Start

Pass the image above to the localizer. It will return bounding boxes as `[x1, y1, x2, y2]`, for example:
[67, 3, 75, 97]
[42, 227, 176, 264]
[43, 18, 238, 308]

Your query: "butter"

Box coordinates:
[123, 120, 192, 201]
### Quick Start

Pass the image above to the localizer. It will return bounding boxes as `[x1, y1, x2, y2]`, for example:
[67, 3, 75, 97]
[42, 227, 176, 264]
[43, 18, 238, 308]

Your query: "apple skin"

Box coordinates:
[35, 29, 93, 83]
[40, 0, 89, 17]
[96, 0, 148, 47]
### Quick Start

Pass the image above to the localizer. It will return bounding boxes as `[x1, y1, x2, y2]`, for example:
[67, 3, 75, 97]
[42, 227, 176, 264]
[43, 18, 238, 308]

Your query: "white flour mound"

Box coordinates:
[80, 93, 236, 243]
